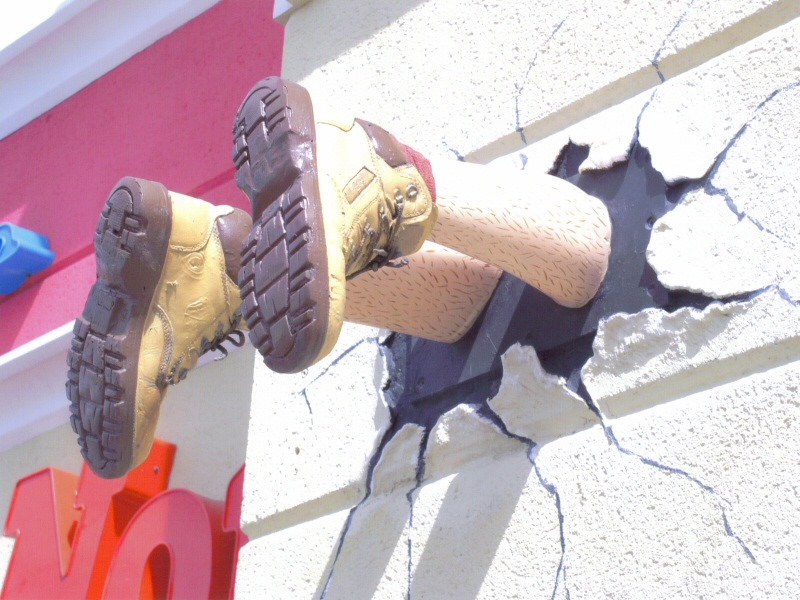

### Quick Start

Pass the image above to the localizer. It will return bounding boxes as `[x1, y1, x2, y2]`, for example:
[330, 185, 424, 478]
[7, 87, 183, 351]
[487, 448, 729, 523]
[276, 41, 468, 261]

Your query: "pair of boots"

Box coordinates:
[67, 77, 611, 479]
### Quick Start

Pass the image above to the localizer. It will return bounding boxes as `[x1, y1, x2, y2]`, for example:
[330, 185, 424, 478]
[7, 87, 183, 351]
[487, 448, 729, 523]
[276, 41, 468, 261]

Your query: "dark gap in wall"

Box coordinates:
[386, 140, 722, 425]
[549, 142, 590, 178]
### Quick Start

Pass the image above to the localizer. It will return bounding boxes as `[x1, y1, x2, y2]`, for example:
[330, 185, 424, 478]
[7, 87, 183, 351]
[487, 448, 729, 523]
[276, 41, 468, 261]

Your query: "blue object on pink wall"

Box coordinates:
[0, 223, 55, 294]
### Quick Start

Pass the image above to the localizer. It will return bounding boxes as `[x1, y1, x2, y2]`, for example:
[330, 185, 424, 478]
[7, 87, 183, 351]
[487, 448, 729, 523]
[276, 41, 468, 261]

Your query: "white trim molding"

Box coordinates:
[0, 320, 242, 453]
[0, 0, 221, 141]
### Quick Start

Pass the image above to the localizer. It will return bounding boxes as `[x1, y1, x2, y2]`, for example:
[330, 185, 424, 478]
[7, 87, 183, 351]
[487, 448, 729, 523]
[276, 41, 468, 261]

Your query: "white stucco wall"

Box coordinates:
[237, 1, 800, 598]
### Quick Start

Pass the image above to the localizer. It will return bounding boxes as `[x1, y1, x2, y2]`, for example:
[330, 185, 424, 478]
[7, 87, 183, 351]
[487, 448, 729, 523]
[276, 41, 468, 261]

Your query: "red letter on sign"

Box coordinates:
[1, 442, 246, 599]
[2, 442, 175, 598]
[104, 468, 246, 599]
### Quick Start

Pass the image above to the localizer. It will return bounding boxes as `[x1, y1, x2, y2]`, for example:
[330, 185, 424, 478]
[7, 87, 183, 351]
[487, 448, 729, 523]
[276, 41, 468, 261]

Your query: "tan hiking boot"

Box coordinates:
[233, 76, 437, 374]
[67, 177, 251, 479]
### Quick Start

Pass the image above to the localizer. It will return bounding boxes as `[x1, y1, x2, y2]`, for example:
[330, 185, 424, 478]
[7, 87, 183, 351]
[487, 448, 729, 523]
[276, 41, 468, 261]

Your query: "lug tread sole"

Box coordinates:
[66, 178, 170, 478]
[233, 77, 329, 373]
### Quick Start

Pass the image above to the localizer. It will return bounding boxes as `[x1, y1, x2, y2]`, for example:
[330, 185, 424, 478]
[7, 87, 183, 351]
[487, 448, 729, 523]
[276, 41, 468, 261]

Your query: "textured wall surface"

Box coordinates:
[238, 1, 800, 598]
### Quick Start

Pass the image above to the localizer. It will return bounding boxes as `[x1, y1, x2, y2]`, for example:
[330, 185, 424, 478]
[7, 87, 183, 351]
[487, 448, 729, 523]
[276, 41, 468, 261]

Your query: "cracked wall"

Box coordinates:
[235, 1, 800, 598]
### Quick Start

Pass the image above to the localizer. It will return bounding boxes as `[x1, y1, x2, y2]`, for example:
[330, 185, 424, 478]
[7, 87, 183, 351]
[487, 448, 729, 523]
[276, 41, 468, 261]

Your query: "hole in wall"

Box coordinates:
[384, 140, 720, 427]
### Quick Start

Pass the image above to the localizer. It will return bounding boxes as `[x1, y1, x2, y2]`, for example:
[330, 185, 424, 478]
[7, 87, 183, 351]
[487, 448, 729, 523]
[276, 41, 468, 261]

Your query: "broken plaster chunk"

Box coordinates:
[646, 188, 776, 298]
[638, 17, 800, 183]
[569, 89, 652, 172]
[647, 83, 800, 301]
[488, 344, 598, 443]
[241, 323, 389, 536]
[370, 423, 424, 497]
[423, 404, 524, 484]
[582, 289, 800, 419]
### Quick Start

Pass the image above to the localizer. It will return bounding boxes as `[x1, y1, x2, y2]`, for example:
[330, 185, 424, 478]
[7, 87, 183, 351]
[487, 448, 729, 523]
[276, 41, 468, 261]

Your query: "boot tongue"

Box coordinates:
[399, 143, 437, 203]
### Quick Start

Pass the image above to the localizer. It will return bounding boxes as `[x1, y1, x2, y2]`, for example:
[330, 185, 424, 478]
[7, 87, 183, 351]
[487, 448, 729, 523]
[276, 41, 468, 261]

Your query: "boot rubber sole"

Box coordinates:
[66, 177, 171, 479]
[233, 77, 331, 374]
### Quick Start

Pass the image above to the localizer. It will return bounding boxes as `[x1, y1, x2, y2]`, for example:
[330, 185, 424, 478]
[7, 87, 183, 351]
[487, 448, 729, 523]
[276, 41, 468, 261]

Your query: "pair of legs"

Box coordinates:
[67, 78, 611, 479]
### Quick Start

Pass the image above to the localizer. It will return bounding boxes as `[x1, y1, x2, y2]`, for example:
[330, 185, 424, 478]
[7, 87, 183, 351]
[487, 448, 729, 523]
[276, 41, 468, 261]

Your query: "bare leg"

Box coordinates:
[429, 160, 611, 308]
[345, 242, 501, 342]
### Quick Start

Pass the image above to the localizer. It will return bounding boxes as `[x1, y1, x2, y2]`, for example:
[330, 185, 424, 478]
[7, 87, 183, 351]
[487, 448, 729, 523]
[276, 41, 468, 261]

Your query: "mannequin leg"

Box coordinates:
[428, 160, 611, 308]
[345, 242, 501, 342]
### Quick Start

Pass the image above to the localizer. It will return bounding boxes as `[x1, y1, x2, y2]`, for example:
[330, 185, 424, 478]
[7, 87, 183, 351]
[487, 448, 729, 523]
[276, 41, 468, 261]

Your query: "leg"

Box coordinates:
[232, 76, 611, 373]
[346, 242, 501, 342]
[429, 160, 611, 308]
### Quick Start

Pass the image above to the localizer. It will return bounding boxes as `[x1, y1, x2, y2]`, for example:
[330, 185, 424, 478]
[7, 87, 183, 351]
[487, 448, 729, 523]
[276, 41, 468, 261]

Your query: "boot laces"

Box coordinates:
[202, 328, 247, 361]
[199, 308, 246, 362]
[346, 194, 409, 280]
[164, 313, 245, 386]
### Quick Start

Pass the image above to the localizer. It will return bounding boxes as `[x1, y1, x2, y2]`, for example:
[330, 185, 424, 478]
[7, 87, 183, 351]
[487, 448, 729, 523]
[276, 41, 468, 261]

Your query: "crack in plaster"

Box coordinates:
[703, 80, 800, 249]
[318, 418, 400, 599]
[405, 428, 430, 600]
[301, 389, 314, 421]
[514, 17, 569, 145]
[577, 392, 757, 564]
[633, 88, 659, 143]
[441, 142, 465, 162]
[479, 405, 570, 600]
[530, 449, 570, 600]
[743, 284, 800, 309]
[604, 424, 725, 500]
[651, 0, 698, 82]
[313, 337, 395, 599]
[722, 511, 756, 562]
[318, 340, 426, 600]
[299, 338, 374, 424]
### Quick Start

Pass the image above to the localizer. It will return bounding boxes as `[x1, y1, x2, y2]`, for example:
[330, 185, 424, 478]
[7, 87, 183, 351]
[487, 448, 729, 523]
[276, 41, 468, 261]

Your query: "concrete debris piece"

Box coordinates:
[569, 90, 652, 172]
[648, 75, 800, 301]
[234, 508, 351, 599]
[647, 188, 776, 297]
[422, 404, 524, 485]
[536, 425, 763, 599]
[410, 452, 561, 599]
[488, 344, 598, 442]
[240, 323, 390, 537]
[639, 17, 800, 183]
[370, 423, 424, 497]
[582, 289, 800, 418]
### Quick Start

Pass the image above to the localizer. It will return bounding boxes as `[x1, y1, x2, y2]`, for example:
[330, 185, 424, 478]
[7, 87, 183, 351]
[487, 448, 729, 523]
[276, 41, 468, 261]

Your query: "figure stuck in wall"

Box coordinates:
[66, 77, 612, 479]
